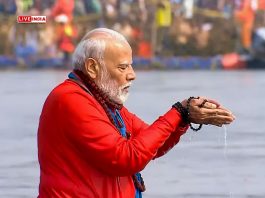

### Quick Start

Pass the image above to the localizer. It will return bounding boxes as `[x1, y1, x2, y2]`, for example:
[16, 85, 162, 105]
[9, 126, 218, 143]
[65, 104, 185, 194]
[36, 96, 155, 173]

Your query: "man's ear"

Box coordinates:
[84, 58, 99, 79]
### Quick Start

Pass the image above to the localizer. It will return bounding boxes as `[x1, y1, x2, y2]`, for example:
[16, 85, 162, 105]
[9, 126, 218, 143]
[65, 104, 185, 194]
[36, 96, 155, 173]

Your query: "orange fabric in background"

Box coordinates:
[234, 0, 255, 49]
[137, 41, 152, 58]
[241, 20, 253, 49]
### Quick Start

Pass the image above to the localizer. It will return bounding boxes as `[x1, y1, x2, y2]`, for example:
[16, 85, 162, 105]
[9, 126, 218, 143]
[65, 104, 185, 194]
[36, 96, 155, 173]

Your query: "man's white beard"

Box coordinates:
[95, 70, 131, 104]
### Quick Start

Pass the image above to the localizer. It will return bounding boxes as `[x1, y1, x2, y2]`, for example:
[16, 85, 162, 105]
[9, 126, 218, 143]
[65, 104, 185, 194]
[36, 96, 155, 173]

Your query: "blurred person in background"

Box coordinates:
[234, 0, 256, 53]
[38, 20, 57, 59]
[32, 0, 55, 13]
[155, 0, 172, 55]
[55, 14, 77, 67]
[83, 0, 102, 14]
[51, 0, 74, 21]
[102, 0, 119, 26]
[183, 0, 194, 19]
[37, 28, 235, 198]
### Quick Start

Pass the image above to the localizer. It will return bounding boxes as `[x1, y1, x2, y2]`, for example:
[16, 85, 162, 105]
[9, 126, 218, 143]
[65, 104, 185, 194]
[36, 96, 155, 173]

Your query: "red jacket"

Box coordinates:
[37, 79, 188, 198]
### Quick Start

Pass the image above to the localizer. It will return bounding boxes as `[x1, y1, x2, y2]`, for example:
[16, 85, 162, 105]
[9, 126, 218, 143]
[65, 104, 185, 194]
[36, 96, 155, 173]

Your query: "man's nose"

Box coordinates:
[126, 65, 136, 81]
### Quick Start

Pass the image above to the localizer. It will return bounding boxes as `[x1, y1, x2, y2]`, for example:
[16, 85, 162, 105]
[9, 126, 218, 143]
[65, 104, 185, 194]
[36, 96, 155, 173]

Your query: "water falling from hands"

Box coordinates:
[223, 125, 233, 198]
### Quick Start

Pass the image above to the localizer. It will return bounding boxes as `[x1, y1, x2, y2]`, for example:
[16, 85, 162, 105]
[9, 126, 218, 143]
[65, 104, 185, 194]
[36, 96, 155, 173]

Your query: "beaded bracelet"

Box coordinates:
[172, 102, 189, 124]
[186, 96, 203, 132]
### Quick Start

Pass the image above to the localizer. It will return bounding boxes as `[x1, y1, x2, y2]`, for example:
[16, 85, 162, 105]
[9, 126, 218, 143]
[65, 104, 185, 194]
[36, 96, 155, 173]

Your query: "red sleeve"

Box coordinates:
[61, 91, 185, 177]
[153, 124, 189, 159]
[121, 107, 189, 159]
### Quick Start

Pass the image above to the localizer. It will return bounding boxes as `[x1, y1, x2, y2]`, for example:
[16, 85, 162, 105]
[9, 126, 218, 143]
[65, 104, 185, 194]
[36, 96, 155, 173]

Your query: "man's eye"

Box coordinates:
[119, 65, 128, 70]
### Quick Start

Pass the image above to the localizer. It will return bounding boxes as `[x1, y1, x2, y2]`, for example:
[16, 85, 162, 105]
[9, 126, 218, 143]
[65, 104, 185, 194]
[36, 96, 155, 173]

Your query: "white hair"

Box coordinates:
[72, 28, 128, 70]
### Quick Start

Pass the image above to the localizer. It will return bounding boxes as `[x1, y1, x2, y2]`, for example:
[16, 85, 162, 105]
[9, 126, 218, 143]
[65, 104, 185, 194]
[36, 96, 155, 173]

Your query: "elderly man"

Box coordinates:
[37, 28, 235, 198]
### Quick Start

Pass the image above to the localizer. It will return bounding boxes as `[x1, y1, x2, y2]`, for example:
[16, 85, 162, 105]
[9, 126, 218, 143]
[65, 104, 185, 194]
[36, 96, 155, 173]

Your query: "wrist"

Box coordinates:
[186, 96, 203, 132]
[172, 102, 189, 124]
[180, 99, 187, 109]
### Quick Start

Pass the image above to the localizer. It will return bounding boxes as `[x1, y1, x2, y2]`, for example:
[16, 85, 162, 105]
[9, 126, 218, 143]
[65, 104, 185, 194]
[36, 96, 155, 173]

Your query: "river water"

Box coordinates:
[0, 70, 264, 198]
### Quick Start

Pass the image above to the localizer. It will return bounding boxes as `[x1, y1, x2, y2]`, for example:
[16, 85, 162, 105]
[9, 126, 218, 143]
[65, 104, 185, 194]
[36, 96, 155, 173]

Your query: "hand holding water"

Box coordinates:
[181, 97, 235, 128]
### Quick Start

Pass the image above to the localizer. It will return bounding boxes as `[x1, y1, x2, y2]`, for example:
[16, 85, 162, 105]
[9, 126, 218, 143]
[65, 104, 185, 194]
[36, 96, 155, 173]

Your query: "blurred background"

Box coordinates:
[1, 1, 265, 198]
[1, 0, 265, 69]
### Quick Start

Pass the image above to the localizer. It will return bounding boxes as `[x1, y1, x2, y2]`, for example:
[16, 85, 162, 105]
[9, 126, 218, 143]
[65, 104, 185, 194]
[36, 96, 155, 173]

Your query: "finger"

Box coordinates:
[203, 101, 217, 109]
[198, 99, 208, 108]
[198, 109, 235, 125]
[216, 109, 236, 120]
[200, 97, 220, 107]
[217, 105, 235, 117]
[206, 99, 220, 107]
[209, 109, 235, 118]
[192, 97, 210, 107]
[209, 123, 223, 127]
[208, 115, 234, 125]
[189, 97, 200, 106]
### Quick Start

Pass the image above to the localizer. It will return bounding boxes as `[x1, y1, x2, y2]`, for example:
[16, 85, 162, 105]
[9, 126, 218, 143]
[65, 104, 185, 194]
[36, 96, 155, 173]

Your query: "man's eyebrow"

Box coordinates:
[118, 61, 133, 66]
[118, 63, 133, 67]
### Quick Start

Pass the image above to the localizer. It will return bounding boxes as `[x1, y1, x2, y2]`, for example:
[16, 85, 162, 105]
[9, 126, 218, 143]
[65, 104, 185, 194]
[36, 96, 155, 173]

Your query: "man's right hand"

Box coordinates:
[181, 97, 236, 127]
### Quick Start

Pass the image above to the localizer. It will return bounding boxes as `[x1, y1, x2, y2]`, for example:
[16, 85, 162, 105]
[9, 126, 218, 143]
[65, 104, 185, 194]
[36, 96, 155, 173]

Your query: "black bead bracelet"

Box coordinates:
[173, 97, 204, 132]
[172, 102, 189, 124]
[186, 96, 203, 132]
